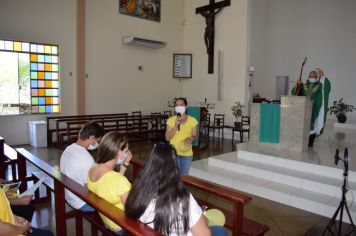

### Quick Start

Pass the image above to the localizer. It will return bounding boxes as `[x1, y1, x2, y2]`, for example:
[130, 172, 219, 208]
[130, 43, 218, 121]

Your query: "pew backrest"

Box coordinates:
[16, 147, 162, 236]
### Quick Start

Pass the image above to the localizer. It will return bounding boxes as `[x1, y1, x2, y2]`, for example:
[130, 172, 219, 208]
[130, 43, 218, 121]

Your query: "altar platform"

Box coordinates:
[190, 121, 356, 223]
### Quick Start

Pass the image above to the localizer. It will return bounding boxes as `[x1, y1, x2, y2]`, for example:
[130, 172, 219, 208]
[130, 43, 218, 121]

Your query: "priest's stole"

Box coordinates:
[259, 103, 280, 143]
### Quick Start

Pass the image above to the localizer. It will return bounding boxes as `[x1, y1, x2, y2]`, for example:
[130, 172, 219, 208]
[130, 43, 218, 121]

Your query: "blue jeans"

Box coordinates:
[176, 155, 193, 175]
[79, 203, 95, 212]
[210, 226, 228, 236]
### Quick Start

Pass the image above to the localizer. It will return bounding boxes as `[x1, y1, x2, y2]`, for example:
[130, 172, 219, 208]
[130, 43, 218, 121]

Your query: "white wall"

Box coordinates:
[0, 0, 251, 144]
[84, 0, 184, 114]
[250, 0, 356, 122]
[0, 0, 76, 145]
[181, 0, 250, 125]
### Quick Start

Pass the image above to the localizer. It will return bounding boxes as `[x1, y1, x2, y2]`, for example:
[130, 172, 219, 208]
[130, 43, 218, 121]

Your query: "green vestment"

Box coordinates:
[291, 77, 331, 136]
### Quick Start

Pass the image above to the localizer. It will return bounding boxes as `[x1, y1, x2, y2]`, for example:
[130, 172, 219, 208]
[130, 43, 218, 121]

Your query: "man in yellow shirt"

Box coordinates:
[165, 97, 198, 175]
[0, 188, 53, 236]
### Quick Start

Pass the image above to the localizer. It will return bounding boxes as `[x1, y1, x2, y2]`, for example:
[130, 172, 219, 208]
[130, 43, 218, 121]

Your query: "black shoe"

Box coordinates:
[308, 134, 316, 147]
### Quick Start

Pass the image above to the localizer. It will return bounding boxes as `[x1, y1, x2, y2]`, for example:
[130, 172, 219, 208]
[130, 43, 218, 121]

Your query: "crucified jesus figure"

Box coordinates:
[200, 7, 223, 54]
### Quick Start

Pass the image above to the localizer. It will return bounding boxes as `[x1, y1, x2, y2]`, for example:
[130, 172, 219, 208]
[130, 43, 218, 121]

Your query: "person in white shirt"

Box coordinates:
[125, 143, 213, 236]
[60, 121, 104, 212]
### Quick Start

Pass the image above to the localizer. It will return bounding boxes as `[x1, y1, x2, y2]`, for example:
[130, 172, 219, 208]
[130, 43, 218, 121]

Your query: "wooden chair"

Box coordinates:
[232, 115, 250, 143]
[203, 112, 211, 138]
[209, 114, 225, 139]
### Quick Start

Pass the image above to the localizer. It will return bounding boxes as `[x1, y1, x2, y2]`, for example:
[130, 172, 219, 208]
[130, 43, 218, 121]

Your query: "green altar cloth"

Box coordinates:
[187, 107, 200, 147]
[259, 103, 280, 143]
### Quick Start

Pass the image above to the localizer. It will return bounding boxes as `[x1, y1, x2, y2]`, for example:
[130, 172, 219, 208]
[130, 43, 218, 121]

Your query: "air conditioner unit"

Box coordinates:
[122, 36, 167, 49]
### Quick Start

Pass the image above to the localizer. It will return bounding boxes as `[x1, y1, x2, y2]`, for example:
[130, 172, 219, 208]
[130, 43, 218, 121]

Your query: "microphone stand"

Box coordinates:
[322, 148, 356, 236]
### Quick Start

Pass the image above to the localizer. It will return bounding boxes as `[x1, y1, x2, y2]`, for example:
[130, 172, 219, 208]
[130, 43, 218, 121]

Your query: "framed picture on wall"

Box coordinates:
[119, 0, 161, 22]
[173, 53, 192, 78]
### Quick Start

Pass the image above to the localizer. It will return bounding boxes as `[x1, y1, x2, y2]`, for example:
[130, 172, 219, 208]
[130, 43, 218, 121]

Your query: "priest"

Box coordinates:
[292, 69, 331, 147]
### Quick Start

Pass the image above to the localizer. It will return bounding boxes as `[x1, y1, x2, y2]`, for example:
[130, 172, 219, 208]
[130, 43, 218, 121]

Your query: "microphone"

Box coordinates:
[334, 149, 340, 165]
[177, 113, 181, 131]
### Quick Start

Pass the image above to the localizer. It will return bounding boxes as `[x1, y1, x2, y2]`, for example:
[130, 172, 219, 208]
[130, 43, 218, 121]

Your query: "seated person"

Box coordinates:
[60, 121, 104, 212]
[0, 187, 53, 236]
[126, 143, 227, 236]
[87, 131, 132, 235]
[0, 178, 35, 222]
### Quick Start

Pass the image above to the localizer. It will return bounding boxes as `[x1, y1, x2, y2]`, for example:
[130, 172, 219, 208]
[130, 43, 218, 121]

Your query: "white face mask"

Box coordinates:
[87, 142, 99, 150]
[117, 152, 128, 165]
[175, 106, 186, 114]
[308, 78, 317, 83]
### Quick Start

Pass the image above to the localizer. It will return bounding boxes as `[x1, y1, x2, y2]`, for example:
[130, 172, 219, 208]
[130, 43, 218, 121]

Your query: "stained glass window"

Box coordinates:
[0, 38, 60, 115]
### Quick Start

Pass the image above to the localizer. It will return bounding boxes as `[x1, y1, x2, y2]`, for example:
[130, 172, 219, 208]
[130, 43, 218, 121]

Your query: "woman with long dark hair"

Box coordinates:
[87, 131, 132, 235]
[125, 143, 211, 236]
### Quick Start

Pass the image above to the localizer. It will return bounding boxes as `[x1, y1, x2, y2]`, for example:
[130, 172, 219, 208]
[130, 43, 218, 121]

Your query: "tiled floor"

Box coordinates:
[11, 122, 356, 235]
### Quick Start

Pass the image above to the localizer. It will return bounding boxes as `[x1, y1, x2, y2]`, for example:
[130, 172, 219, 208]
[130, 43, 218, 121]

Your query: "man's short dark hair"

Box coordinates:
[176, 97, 188, 106]
[78, 121, 104, 140]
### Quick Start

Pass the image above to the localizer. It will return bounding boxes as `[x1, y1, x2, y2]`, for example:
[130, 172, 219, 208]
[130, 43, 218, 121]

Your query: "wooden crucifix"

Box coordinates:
[196, 0, 230, 74]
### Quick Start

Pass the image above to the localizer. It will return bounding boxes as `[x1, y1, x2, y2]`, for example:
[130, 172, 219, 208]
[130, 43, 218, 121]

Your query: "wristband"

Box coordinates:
[123, 162, 130, 168]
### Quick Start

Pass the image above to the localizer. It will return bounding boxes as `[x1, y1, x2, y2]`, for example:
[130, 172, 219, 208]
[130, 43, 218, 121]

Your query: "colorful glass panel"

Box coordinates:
[38, 63, 44, 71]
[45, 55, 51, 63]
[30, 54, 37, 62]
[32, 106, 38, 113]
[46, 97, 52, 104]
[31, 89, 38, 96]
[38, 55, 44, 62]
[44, 45, 51, 54]
[38, 72, 44, 79]
[31, 72, 37, 79]
[22, 43, 30, 52]
[52, 64, 58, 72]
[39, 106, 45, 113]
[30, 44, 37, 52]
[5, 41, 13, 50]
[38, 89, 45, 96]
[45, 64, 51, 71]
[14, 42, 21, 51]
[45, 72, 51, 80]
[52, 73, 58, 80]
[1, 38, 60, 114]
[46, 106, 52, 113]
[53, 105, 59, 113]
[32, 97, 38, 105]
[38, 80, 45, 88]
[37, 45, 44, 53]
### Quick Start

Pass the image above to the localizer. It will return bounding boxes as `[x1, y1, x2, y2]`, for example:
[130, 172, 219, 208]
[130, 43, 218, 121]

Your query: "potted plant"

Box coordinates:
[328, 98, 355, 123]
[231, 102, 245, 128]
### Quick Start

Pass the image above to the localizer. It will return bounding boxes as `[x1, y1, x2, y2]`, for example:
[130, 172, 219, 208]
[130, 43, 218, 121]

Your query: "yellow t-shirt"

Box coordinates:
[87, 170, 131, 231]
[166, 115, 198, 156]
[0, 188, 22, 236]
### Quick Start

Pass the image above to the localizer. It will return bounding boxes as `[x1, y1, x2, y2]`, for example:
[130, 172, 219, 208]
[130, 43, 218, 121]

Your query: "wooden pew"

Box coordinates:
[55, 115, 163, 148]
[47, 113, 128, 145]
[131, 158, 269, 236]
[0, 137, 50, 200]
[2, 135, 268, 236]
[15, 147, 162, 236]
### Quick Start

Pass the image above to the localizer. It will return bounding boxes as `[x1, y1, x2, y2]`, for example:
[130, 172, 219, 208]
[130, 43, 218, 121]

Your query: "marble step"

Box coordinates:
[208, 154, 356, 199]
[189, 162, 356, 224]
[237, 149, 356, 182]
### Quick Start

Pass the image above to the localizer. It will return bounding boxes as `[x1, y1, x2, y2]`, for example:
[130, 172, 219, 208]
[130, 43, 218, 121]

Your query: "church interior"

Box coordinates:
[1, 0, 356, 235]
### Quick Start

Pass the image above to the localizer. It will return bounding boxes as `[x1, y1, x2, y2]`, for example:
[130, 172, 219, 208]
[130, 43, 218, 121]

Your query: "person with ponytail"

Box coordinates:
[87, 131, 132, 235]
[126, 143, 213, 236]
